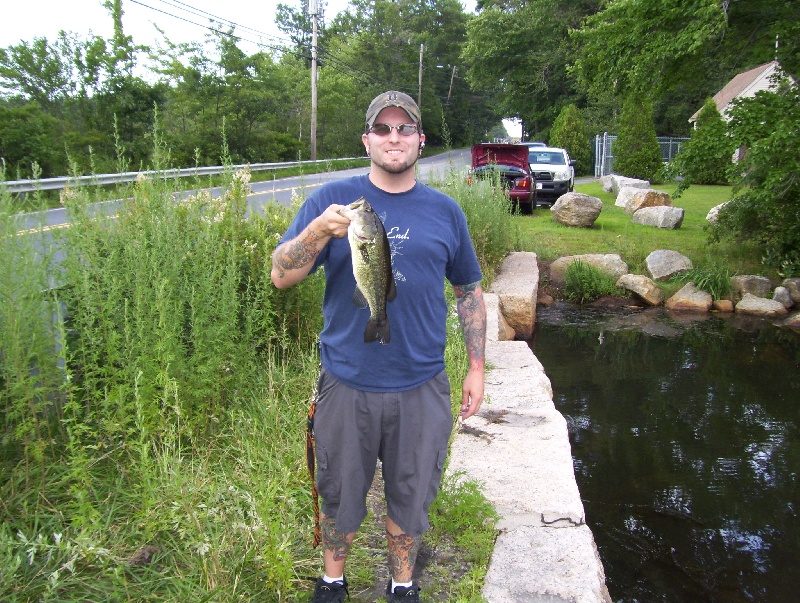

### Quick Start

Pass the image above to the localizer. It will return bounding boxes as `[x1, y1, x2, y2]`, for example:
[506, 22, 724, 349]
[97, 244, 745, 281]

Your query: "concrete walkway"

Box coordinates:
[447, 253, 611, 602]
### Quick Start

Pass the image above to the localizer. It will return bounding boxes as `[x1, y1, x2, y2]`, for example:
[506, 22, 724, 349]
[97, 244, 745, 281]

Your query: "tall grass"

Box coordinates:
[1, 152, 507, 601]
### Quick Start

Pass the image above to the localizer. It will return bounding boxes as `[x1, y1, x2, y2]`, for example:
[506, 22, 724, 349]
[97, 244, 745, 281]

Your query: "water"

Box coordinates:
[531, 304, 800, 602]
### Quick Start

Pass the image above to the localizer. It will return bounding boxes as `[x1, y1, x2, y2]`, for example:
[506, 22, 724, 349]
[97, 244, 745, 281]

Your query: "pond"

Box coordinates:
[530, 304, 800, 603]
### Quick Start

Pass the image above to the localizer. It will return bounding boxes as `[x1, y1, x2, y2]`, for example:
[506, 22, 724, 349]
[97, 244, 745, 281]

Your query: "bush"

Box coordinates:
[614, 93, 662, 181]
[563, 260, 624, 304]
[550, 104, 592, 177]
[710, 83, 800, 277]
[669, 98, 733, 193]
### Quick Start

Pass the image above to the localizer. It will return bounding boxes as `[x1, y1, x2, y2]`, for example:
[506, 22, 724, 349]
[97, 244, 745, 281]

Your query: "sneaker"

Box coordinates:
[311, 576, 349, 603]
[385, 581, 420, 602]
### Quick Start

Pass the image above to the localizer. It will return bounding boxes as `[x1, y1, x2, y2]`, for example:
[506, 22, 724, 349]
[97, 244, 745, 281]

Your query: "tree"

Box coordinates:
[669, 98, 733, 192]
[613, 93, 661, 181]
[711, 84, 800, 276]
[549, 104, 591, 176]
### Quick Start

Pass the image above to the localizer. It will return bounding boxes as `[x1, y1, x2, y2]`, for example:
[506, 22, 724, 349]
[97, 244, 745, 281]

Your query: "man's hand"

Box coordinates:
[460, 367, 484, 419]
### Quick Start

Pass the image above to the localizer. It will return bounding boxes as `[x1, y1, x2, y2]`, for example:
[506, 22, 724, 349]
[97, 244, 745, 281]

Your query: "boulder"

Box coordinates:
[782, 278, 800, 305]
[625, 189, 673, 214]
[713, 299, 735, 313]
[550, 193, 603, 228]
[785, 312, 800, 330]
[490, 252, 539, 339]
[665, 283, 713, 312]
[484, 292, 516, 341]
[731, 275, 774, 303]
[615, 186, 642, 209]
[706, 201, 731, 225]
[600, 175, 615, 192]
[735, 293, 788, 317]
[773, 286, 794, 309]
[610, 175, 650, 196]
[632, 206, 684, 229]
[549, 254, 629, 287]
[646, 250, 692, 281]
[616, 274, 664, 306]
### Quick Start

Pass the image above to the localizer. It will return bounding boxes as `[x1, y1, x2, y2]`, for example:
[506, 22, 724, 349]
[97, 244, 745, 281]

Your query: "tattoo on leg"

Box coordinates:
[386, 530, 421, 580]
[321, 515, 351, 562]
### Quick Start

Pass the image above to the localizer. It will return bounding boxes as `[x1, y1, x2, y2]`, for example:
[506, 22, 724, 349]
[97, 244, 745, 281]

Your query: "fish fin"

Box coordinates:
[364, 318, 390, 345]
[352, 287, 368, 309]
[387, 275, 397, 302]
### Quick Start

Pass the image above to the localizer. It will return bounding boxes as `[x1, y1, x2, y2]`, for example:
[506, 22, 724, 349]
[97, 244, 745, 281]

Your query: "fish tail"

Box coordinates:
[365, 317, 390, 345]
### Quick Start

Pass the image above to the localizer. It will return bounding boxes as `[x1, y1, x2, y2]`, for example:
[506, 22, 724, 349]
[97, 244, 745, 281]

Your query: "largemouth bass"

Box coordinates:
[338, 198, 397, 344]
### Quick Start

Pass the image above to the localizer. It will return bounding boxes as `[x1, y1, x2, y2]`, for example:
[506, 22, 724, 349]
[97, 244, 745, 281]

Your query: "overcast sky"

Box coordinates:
[0, 0, 355, 53]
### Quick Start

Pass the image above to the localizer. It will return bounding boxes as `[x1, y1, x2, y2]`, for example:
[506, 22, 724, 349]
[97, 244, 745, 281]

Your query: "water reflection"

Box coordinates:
[531, 304, 800, 602]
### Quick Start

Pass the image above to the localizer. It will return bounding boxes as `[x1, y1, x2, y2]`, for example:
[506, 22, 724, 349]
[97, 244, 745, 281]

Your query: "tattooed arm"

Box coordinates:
[453, 281, 486, 419]
[270, 204, 350, 289]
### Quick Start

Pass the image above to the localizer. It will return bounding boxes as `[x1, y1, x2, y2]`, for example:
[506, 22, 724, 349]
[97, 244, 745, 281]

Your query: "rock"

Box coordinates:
[616, 274, 664, 306]
[550, 193, 603, 228]
[735, 293, 788, 317]
[706, 201, 730, 225]
[600, 175, 615, 192]
[632, 206, 684, 229]
[625, 189, 673, 214]
[615, 186, 641, 208]
[610, 175, 649, 196]
[549, 254, 629, 287]
[665, 283, 713, 312]
[785, 312, 800, 330]
[490, 252, 539, 339]
[646, 250, 693, 281]
[731, 275, 774, 303]
[484, 292, 516, 341]
[773, 286, 794, 309]
[713, 299, 734, 313]
[782, 278, 800, 305]
[537, 293, 554, 307]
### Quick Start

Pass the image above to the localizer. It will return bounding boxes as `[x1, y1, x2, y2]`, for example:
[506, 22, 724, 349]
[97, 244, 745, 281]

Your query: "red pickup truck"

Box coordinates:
[468, 143, 535, 213]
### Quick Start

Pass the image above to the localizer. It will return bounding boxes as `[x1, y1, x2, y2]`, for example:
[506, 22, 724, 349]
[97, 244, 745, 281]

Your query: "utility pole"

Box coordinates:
[418, 44, 424, 110]
[310, 0, 319, 161]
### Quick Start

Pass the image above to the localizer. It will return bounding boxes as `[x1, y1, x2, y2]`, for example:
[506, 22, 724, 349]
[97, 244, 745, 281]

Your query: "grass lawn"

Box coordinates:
[514, 181, 776, 287]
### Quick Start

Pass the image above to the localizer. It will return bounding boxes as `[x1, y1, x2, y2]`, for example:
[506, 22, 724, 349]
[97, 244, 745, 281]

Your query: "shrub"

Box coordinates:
[563, 260, 623, 304]
[710, 83, 800, 277]
[614, 93, 662, 181]
[669, 98, 734, 194]
[550, 104, 592, 177]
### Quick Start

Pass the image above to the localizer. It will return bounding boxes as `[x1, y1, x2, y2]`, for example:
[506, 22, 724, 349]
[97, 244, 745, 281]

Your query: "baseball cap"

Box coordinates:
[365, 91, 422, 129]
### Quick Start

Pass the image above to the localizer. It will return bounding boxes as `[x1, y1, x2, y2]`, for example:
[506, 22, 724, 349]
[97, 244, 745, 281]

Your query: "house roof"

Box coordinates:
[689, 61, 785, 122]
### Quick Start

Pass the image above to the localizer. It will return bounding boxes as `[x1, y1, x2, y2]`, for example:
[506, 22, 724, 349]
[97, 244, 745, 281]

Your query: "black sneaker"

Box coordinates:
[385, 581, 420, 602]
[311, 576, 349, 603]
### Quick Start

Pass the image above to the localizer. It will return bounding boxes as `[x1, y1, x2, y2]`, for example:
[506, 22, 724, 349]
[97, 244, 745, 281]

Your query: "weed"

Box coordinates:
[564, 260, 624, 304]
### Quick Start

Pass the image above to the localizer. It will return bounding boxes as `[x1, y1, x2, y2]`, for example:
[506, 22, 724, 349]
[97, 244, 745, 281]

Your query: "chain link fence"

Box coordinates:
[594, 133, 689, 177]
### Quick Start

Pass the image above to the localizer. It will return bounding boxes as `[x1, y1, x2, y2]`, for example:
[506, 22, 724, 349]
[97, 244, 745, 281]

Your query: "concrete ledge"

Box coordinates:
[446, 254, 611, 602]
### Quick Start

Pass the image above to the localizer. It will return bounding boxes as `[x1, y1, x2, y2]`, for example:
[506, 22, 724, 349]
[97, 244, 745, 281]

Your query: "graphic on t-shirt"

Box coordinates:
[382, 212, 408, 284]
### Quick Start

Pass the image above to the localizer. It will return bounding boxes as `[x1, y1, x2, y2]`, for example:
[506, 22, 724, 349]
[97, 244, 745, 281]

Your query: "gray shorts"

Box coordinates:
[313, 368, 453, 537]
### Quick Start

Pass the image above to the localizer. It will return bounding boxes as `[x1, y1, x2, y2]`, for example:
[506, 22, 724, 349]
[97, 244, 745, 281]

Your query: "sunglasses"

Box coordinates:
[368, 123, 419, 136]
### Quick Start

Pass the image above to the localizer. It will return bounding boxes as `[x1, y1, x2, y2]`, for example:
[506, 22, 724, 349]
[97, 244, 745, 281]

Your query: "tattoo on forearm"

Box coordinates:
[321, 515, 351, 561]
[455, 281, 486, 363]
[386, 530, 421, 579]
[274, 227, 321, 278]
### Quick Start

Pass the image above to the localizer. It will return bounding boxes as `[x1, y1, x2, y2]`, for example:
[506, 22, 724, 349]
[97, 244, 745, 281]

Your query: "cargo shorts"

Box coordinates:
[313, 368, 453, 537]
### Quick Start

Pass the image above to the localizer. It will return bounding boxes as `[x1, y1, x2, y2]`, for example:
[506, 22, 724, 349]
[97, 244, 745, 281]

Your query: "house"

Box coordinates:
[689, 60, 794, 124]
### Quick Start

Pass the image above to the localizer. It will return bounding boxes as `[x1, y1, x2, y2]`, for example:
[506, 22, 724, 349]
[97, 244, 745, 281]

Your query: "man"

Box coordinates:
[271, 90, 486, 602]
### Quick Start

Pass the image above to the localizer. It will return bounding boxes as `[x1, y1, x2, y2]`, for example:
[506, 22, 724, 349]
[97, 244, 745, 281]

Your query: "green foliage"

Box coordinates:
[563, 260, 623, 304]
[668, 98, 733, 193]
[549, 104, 592, 176]
[711, 84, 800, 277]
[614, 93, 663, 181]
[670, 261, 732, 299]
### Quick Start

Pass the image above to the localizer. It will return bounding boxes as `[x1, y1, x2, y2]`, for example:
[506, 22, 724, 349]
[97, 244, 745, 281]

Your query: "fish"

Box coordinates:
[338, 198, 397, 344]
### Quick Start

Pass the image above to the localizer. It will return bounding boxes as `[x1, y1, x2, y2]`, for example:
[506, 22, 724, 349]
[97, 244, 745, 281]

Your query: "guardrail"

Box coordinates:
[2, 157, 366, 194]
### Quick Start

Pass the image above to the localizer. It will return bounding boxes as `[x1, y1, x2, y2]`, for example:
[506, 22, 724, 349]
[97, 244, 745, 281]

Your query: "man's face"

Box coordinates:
[362, 106, 425, 176]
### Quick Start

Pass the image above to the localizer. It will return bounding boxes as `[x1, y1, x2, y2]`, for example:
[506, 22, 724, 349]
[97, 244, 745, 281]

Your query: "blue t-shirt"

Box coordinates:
[279, 175, 482, 392]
